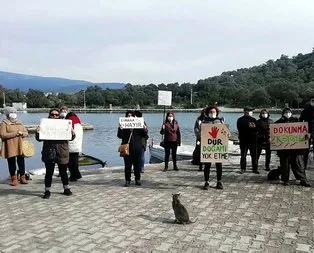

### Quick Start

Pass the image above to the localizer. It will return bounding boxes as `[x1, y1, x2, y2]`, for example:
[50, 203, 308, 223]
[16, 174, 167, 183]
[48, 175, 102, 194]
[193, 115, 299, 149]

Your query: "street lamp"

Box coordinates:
[83, 90, 86, 110]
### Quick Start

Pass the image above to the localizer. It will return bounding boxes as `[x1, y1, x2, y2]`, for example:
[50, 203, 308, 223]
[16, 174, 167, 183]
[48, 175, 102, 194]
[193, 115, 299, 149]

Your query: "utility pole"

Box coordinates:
[190, 87, 193, 105]
[2, 91, 5, 108]
[83, 90, 86, 110]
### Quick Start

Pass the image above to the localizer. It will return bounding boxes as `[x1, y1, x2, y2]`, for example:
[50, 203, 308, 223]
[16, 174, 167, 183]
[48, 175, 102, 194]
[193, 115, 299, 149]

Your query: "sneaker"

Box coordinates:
[69, 177, 78, 182]
[216, 181, 223, 190]
[163, 167, 168, 172]
[300, 181, 311, 187]
[198, 166, 202, 171]
[124, 181, 131, 187]
[240, 169, 245, 174]
[173, 167, 179, 171]
[253, 170, 260, 174]
[135, 180, 142, 186]
[42, 191, 51, 199]
[63, 188, 72, 196]
[283, 181, 289, 186]
[203, 182, 209, 190]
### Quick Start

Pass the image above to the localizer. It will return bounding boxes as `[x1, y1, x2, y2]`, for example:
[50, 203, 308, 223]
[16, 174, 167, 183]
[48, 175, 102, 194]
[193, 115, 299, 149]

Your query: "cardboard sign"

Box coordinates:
[119, 117, 144, 129]
[200, 124, 229, 163]
[158, 90, 172, 106]
[270, 122, 309, 150]
[39, 118, 72, 140]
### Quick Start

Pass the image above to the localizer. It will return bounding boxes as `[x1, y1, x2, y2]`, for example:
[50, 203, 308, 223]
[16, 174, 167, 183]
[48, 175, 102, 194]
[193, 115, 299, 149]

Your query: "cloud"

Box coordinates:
[0, 0, 314, 84]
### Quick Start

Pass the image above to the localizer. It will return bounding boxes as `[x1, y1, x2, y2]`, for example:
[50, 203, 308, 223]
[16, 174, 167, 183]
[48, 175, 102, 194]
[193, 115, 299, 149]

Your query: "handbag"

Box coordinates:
[21, 137, 35, 158]
[118, 130, 133, 157]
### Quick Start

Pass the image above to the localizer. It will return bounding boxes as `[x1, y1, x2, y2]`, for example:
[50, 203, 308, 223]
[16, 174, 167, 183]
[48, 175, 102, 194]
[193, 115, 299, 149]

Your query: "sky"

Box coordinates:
[0, 0, 314, 85]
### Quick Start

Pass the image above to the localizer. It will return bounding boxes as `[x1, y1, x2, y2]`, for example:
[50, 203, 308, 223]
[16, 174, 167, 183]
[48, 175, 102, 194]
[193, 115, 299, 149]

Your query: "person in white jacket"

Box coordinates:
[65, 112, 83, 181]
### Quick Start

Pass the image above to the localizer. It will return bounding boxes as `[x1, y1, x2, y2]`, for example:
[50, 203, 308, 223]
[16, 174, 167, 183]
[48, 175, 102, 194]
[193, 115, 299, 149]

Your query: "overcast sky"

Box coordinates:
[0, 0, 313, 85]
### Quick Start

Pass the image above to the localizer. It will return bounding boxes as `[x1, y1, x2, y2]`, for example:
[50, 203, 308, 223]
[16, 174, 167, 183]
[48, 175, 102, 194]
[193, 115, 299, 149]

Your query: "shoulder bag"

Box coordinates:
[118, 130, 133, 157]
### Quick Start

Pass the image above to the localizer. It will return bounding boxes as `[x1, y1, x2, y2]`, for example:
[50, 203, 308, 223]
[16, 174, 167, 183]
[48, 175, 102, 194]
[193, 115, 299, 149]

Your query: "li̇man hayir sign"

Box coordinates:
[270, 122, 309, 150]
[200, 124, 229, 163]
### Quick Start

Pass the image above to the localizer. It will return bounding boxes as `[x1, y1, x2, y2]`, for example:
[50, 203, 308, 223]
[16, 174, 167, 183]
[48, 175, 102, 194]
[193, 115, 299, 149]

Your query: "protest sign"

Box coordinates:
[200, 124, 229, 163]
[39, 118, 72, 140]
[270, 122, 308, 150]
[119, 117, 144, 129]
[158, 90, 172, 106]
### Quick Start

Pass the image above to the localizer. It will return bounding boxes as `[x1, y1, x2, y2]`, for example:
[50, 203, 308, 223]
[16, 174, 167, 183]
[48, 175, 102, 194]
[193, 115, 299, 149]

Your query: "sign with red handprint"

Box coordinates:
[200, 124, 229, 163]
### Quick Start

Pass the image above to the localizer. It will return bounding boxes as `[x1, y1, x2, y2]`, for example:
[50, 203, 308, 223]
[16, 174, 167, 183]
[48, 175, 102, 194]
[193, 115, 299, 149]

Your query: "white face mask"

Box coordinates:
[310, 101, 314, 106]
[168, 117, 174, 122]
[261, 113, 268, 118]
[208, 113, 217, 119]
[284, 112, 292, 118]
[8, 113, 17, 119]
[248, 111, 253, 116]
[60, 112, 67, 118]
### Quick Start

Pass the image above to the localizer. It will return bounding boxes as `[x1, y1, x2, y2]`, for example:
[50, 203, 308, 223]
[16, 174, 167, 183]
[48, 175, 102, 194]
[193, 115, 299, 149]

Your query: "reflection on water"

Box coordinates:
[0, 111, 282, 179]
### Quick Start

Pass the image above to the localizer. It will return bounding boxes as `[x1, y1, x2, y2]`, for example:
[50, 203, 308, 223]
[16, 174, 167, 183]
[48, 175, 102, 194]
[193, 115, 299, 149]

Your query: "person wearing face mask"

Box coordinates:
[275, 108, 310, 187]
[0, 107, 29, 186]
[202, 105, 225, 190]
[237, 106, 259, 174]
[256, 109, 273, 171]
[300, 96, 314, 169]
[193, 108, 206, 169]
[59, 105, 68, 119]
[160, 112, 181, 171]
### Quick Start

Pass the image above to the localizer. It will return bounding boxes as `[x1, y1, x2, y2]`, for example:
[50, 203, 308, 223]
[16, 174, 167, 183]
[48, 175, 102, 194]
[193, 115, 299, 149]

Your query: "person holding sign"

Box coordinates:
[117, 110, 148, 186]
[274, 108, 311, 187]
[256, 109, 273, 171]
[36, 108, 76, 199]
[202, 105, 225, 190]
[237, 106, 259, 174]
[160, 112, 181, 171]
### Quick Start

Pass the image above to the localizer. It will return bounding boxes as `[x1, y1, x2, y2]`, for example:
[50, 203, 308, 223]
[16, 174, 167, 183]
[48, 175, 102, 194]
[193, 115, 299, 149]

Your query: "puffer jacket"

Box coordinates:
[36, 132, 75, 164]
[0, 119, 28, 158]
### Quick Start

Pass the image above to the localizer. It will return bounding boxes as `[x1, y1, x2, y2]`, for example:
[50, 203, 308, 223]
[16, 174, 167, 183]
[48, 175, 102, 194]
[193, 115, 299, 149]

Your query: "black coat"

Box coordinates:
[256, 118, 273, 145]
[117, 128, 148, 153]
[300, 105, 314, 134]
[237, 115, 258, 143]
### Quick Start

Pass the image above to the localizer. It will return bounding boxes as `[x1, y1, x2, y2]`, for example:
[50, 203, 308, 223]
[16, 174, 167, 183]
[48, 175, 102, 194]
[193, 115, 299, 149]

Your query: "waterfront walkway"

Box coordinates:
[0, 158, 313, 252]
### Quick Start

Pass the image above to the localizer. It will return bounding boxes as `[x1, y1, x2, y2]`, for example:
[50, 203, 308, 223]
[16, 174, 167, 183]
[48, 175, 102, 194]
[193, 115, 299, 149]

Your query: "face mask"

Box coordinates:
[168, 117, 174, 121]
[248, 111, 253, 116]
[310, 101, 314, 106]
[261, 113, 268, 118]
[60, 112, 67, 118]
[8, 113, 17, 119]
[284, 112, 292, 118]
[208, 113, 217, 119]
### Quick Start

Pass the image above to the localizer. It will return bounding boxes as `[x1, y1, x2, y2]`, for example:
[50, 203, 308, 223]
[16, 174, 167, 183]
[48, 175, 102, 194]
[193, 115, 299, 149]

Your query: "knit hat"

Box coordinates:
[282, 107, 292, 116]
[4, 107, 17, 117]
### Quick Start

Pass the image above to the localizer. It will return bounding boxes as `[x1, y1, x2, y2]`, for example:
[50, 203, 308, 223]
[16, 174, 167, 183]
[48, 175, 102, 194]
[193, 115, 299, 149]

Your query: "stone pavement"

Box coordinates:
[0, 157, 314, 253]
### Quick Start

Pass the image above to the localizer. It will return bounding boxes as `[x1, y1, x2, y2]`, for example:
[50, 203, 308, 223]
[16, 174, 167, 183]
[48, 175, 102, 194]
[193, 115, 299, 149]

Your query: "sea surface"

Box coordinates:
[0, 111, 283, 179]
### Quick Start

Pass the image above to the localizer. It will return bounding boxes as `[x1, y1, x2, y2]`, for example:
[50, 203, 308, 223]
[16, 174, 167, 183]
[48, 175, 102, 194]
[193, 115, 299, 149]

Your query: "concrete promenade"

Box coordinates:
[0, 158, 313, 253]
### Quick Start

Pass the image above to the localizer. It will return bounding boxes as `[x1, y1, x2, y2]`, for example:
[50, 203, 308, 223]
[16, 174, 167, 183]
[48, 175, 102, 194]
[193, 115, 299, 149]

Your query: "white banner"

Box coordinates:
[119, 117, 144, 129]
[158, 90, 172, 106]
[39, 118, 72, 140]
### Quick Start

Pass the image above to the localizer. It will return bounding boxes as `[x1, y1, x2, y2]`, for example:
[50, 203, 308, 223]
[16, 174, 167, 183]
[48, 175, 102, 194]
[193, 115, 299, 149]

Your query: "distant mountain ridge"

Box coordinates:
[0, 71, 125, 92]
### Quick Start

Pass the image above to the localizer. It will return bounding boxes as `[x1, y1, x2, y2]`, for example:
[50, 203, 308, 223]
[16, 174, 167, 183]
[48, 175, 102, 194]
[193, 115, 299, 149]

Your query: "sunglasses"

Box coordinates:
[50, 113, 59, 116]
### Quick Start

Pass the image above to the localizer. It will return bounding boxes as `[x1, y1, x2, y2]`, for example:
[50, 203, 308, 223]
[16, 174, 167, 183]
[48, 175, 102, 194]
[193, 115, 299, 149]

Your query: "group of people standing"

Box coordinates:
[0, 106, 84, 199]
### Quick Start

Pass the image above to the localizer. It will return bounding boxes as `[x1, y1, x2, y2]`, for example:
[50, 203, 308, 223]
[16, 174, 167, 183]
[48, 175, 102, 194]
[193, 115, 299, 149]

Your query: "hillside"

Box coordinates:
[0, 71, 125, 92]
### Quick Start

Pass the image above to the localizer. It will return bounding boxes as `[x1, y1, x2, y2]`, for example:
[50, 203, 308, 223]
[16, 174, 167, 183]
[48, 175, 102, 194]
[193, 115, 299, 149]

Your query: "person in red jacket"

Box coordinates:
[160, 112, 181, 171]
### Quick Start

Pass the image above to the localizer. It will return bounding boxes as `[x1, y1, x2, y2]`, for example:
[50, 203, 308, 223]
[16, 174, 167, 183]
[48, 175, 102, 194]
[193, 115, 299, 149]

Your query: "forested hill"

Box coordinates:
[0, 50, 314, 109]
[194, 51, 314, 108]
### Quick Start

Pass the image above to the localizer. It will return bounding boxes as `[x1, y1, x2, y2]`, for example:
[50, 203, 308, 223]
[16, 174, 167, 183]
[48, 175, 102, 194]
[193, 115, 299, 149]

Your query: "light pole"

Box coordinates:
[83, 90, 86, 110]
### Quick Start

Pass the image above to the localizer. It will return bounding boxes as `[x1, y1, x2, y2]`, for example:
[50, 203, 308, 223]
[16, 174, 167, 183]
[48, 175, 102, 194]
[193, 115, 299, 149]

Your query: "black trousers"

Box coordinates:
[123, 151, 141, 182]
[279, 154, 306, 183]
[164, 141, 178, 168]
[68, 152, 82, 179]
[204, 163, 222, 182]
[257, 143, 271, 169]
[7, 156, 25, 177]
[240, 141, 258, 171]
[45, 162, 69, 188]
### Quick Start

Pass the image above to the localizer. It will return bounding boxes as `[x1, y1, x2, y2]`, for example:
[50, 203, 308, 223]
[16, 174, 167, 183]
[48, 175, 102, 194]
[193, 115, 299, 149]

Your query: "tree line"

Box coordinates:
[1, 50, 314, 109]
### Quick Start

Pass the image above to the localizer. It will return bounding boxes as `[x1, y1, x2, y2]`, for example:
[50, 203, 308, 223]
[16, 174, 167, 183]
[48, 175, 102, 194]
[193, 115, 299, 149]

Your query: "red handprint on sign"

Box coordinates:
[208, 126, 219, 138]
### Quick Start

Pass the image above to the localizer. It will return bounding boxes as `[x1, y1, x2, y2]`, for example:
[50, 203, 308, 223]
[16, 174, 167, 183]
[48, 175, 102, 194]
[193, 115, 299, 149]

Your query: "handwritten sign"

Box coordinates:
[270, 122, 308, 150]
[119, 117, 144, 129]
[200, 124, 229, 163]
[39, 118, 72, 140]
[158, 90, 172, 106]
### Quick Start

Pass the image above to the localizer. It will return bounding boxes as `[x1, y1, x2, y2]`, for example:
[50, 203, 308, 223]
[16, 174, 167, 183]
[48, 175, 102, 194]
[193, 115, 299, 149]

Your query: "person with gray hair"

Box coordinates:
[0, 107, 29, 186]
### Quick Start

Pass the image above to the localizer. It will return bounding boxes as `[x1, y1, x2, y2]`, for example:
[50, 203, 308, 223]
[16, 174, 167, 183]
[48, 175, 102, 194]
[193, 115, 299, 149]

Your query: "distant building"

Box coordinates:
[12, 102, 27, 111]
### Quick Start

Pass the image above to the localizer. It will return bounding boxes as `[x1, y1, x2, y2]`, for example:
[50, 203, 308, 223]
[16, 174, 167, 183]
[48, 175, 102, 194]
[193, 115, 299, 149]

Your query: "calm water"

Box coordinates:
[0, 111, 283, 179]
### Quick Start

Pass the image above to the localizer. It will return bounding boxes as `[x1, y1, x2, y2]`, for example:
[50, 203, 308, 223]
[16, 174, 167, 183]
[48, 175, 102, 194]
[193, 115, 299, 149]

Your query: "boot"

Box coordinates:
[10, 175, 18, 186]
[20, 175, 28, 184]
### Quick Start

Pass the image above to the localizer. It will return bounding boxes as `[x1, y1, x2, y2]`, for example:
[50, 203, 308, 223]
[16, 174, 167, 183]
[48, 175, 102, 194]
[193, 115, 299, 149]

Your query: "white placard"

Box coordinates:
[158, 90, 172, 106]
[119, 117, 144, 129]
[39, 118, 72, 140]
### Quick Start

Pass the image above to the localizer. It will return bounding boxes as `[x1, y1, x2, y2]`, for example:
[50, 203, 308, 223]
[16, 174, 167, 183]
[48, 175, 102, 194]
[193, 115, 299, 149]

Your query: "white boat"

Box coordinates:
[148, 140, 243, 162]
